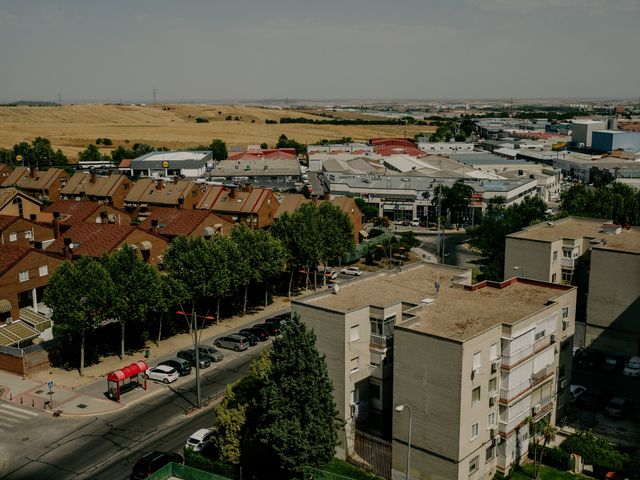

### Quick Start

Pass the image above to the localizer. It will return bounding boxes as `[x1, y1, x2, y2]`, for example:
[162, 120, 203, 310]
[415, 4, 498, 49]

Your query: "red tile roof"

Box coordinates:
[0, 215, 19, 231]
[0, 245, 31, 276]
[139, 207, 230, 237]
[44, 200, 100, 224]
[47, 223, 136, 258]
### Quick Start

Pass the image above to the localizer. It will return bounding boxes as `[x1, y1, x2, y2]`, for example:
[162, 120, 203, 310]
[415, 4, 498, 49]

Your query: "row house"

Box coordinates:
[292, 263, 575, 480]
[137, 206, 234, 240]
[125, 178, 205, 210]
[196, 185, 279, 229]
[1, 167, 68, 202]
[0, 215, 54, 248]
[0, 188, 42, 218]
[60, 172, 133, 209]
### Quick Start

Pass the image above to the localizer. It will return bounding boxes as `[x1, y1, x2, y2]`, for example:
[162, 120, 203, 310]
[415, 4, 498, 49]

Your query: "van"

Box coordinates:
[214, 334, 248, 352]
[623, 356, 640, 377]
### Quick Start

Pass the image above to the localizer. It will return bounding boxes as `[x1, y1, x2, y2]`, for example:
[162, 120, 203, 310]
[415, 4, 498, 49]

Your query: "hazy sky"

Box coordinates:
[1, 0, 638, 102]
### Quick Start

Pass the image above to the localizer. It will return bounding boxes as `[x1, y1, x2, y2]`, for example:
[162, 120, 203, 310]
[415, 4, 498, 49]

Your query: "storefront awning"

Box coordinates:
[0, 299, 11, 313]
[0, 321, 40, 347]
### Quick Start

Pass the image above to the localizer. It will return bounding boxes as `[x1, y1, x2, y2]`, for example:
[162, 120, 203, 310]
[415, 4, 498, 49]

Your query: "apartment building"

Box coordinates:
[584, 225, 640, 357]
[292, 263, 576, 480]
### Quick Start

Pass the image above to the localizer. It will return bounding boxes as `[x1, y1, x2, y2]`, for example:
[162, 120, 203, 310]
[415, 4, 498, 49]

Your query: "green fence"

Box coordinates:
[302, 466, 358, 480]
[147, 462, 232, 480]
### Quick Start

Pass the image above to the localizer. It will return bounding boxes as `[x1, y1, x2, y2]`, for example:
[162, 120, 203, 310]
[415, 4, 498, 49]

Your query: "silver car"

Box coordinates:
[214, 334, 249, 352]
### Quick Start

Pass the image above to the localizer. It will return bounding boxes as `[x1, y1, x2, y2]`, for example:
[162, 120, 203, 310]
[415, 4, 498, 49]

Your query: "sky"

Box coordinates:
[0, 0, 638, 102]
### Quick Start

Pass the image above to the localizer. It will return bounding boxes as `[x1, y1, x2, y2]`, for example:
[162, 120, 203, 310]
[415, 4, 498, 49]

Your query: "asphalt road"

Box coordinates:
[2, 344, 269, 480]
[415, 231, 482, 269]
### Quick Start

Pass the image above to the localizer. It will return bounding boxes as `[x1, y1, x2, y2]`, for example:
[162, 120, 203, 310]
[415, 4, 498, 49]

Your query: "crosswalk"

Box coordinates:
[0, 402, 40, 431]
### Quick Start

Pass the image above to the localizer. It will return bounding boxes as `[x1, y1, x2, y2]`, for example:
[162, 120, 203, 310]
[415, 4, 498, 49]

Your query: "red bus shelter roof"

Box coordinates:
[107, 360, 148, 382]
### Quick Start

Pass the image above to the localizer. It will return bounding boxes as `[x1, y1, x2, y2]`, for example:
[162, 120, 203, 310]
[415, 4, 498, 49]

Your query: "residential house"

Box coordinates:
[584, 225, 640, 357]
[60, 172, 133, 209]
[0, 245, 62, 334]
[1, 167, 67, 202]
[196, 185, 279, 228]
[44, 200, 131, 234]
[0, 188, 43, 218]
[47, 223, 167, 264]
[125, 178, 205, 210]
[137, 206, 233, 240]
[292, 263, 575, 479]
[0, 164, 12, 181]
[275, 194, 363, 244]
[0, 215, 55, 248]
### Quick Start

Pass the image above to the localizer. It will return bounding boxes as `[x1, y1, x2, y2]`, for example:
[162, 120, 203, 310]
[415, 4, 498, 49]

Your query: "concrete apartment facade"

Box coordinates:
[293, 264, 575, 480]
[584, 226, 640, 357]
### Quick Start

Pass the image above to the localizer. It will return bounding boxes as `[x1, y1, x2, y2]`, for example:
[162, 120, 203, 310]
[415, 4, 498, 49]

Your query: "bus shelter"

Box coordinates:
[107, 360, 148, 402]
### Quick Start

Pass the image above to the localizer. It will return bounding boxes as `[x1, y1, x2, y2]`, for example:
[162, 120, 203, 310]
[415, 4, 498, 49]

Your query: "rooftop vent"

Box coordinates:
[421, 297, 435, 305]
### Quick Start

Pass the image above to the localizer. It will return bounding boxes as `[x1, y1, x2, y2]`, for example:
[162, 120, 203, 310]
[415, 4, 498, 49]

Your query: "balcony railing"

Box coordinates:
[370, 333, 393, 350]
[500, 378, 531, 402]
[561, 258, 574, 268]
[531, 366, 553, 386]
[501, 345, 533, 368]
[498, 408, 529, 435]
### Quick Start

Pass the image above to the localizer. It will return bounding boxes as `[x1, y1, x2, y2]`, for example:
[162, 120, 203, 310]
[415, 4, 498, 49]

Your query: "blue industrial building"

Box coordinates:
[592, 130, 640, 153]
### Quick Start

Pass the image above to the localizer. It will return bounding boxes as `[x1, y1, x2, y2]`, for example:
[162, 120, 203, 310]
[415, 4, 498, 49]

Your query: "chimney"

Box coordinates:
[29, 168, 35, 178]
[156, 179, 164, 190]
[178, 196, 185, 207]
[228, 186, 236, 198]
[151, 218, 159, 235]
[90, 172, 96, 183]
[29, 213, 37, 221]
[34, 240, 43, 251]
[53, 211, 61, 239]
[242, 183, 251, 192]
[100, 211, 108, 223]
[63, 237, 73, 259]
[173, 176, 179, 185]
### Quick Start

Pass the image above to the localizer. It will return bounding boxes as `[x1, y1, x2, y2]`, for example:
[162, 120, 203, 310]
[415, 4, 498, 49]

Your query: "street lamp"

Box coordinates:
[513, 266, 526, 278]
[395, 404, 412, 480]
[176, 310, 215, 409]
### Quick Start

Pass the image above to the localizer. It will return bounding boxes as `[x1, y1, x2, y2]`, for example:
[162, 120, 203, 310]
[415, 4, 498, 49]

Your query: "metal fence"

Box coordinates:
[147, 462, 232, 480]
[302, 466, 359, 480]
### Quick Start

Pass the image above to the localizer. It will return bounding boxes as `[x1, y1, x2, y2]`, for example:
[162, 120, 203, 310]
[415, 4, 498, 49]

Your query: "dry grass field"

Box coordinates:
[0, 104, 434, 160]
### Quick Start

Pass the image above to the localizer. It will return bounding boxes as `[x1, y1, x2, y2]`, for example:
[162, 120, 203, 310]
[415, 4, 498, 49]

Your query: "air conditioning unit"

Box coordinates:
[550, 334, 557, 343]
[491, 361, 499, 374]
[560, 379, 567, 389]
[532, 404, 541, 415]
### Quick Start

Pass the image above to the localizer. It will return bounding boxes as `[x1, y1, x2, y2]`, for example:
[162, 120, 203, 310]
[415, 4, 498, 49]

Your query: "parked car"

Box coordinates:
[605, 397, 630, 418]
[570, 385, 587, 403]
[159, 358, 191, 376]
[601, 355, 624, 374]
[177, 349, 211, 369]
[579, 389, 611, 411]
[145, 365, 179, 384]
[321, 268, 338, 280]
[130, 451, 183, 480]
[255, 322, 279, 336]
[235, 331, 258, 346]
[214, 334, 249, 352]
[410, 218, 420, 227]
[623, 356, 640, 377]
[575, 349, 604, 370]
[241, 327, 269, 342]
[268, 312, 291, 324]
[341, 266, 363, 276]
[196, 345, 224, 362]
[185, 428, 213, 453]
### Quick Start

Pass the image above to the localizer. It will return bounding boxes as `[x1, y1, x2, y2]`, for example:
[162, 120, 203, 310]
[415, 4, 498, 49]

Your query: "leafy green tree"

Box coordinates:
[319, 202, 355, 272]
[355, 197, 379, 222]
[43, 257, 115, 376]
[102, 246, 163, 358]
[528, 417, 557, 480]
[53, 149, 68, 165]
[155, 274, 188, 344]
[241, 314, 339, 479]
[433, 180, 474, 222]
[209, 138, 228, 160]
[31, 137, 55, 164]
[78, 144, 103, 163]
[230, 225, 256, 315]
[254, 230, 286, 306]
[467, 196, 547, 280]
[560, 183, 640, 225]
[560, 430, 628, 471]
[276, 134, 306, 155]
[110, 145, 129, 164]
[260, 142, 269, 149]
[208, 234, 237, 320]
[270, 212, 298, 298]
[12, 142, 34, 166]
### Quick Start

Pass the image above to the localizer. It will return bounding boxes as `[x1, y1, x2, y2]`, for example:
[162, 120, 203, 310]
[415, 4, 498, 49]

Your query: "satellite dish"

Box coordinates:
[332, 284, 340, 294]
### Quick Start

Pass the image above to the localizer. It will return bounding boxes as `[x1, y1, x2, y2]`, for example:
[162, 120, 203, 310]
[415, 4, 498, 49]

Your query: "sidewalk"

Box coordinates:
[0, 296, 295, 417]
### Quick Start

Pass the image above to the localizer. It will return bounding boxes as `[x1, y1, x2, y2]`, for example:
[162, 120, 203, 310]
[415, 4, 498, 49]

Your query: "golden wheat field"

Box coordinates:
[0, 104, 434, 160]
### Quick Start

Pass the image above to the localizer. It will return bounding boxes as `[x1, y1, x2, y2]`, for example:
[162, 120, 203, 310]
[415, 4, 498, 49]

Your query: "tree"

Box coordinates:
[254, 230, 286, 306]
[433, 180, 474, 222]
[241, 314, 339, 479]
[31, 137, 55, 165]
[560, 183, 640, 226]
[78, 144, 103, 163]
[209, 139, 228, 160]
[276, 134, 306, 156]
[355, 198, 379, 222]
[528, 417, 557, 479]
[467, 196, 547, 280]
[560, 430, 628, 472]
[318, 202, 355, 273]
[102, 246, 163, 358]
[12, 142, 34, 167]
[260, 142, 269, 149]
[43, 257, 115, 376]
[230, 225, 257, 315]
[270, 212, 298, 298]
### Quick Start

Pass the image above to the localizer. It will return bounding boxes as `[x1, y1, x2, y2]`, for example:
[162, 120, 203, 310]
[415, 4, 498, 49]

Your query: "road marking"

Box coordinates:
[1, 403, 40, 416]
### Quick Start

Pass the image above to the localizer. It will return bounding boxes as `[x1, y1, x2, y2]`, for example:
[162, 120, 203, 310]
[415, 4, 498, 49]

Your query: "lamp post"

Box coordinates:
[513, 266, 526, 279]
[177, 310, 215, 409]
[395, 404, 412, 480]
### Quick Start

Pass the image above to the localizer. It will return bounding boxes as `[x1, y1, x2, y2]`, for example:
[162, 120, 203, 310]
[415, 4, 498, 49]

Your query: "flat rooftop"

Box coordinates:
[593, 227, 640, 254]
[296, 263, 570, 341]
[507, 216, 611, 242]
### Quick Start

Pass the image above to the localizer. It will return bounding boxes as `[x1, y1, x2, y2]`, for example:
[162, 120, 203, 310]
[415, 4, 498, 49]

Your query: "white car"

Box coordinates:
[146, 365, 179, 384]
[323, 268, 338, 280]
[410, 218, 420, 227]
[341, 266, 363, 276]
[185, 428, 213, 453]
[623, 356, 640, 377]
[569, 384, 587, 403]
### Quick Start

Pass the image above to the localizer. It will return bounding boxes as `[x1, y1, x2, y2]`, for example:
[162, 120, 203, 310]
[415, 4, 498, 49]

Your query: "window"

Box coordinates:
[19, 270, 29, 282]
[9, 232, 17, 242]
[350, 389, 359, 403]
[535, 330, 545, 341]
[552, 251, 558, 261]
[490, 343, 498, 361]
[370, 383, 381, 400]
[563, 248, 572, 258]
[488, 411, 496, 427]
[489, 377, 497, 393]
[350, 357, 359, 373]
[562, 306, 569, 319]
[469, 455, 479, 474]
[471, 422, 479, 440]
[472, 387, 481, 405]
[39, 265, 48, 277]
[551, 273, 557, 283]
[485, 445, 495, 462]
[350, 325, 360, 342]
[473, 351, 481, 372]
[561, 269, 572, 283]
[24, 230, 32, 239]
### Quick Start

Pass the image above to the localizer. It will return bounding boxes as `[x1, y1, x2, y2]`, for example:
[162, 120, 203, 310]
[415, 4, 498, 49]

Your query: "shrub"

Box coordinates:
[528, 444, 570, 470]
[561, 431, 628, 471]
[195, 117, 209, 123]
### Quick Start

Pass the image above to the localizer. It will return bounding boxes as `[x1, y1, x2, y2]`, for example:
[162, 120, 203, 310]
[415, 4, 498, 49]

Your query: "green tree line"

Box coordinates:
[560, 182, 640, 226]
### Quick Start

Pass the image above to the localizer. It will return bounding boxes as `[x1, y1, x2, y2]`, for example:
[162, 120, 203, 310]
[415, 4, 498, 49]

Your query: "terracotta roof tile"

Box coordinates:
[0, 215, 19, 231]
[44, 200, 100, 224]
[0, 245, 31, 276]
[0, 188, 43, 211]
[47, 223, 135, 258]
[139, 207, 230, 237]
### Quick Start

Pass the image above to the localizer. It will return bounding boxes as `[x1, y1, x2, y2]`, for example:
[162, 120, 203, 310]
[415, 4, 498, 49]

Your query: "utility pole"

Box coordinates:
[193, 310, 201, 409]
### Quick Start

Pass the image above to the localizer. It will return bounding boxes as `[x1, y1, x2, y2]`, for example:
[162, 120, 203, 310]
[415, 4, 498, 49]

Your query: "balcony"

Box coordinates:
[498, 408, 529, 436]
[369, 333, 393, 351]
[531, 366, 553, 387]
[561, 258, 574, 268]
[500, 378, 531, 403]
[501, 345, 533, 369]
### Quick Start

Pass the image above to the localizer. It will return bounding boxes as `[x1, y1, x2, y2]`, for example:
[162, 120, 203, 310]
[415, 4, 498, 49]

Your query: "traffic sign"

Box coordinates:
[47, 380, 54, 391]
[16, 155, 23, 162]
